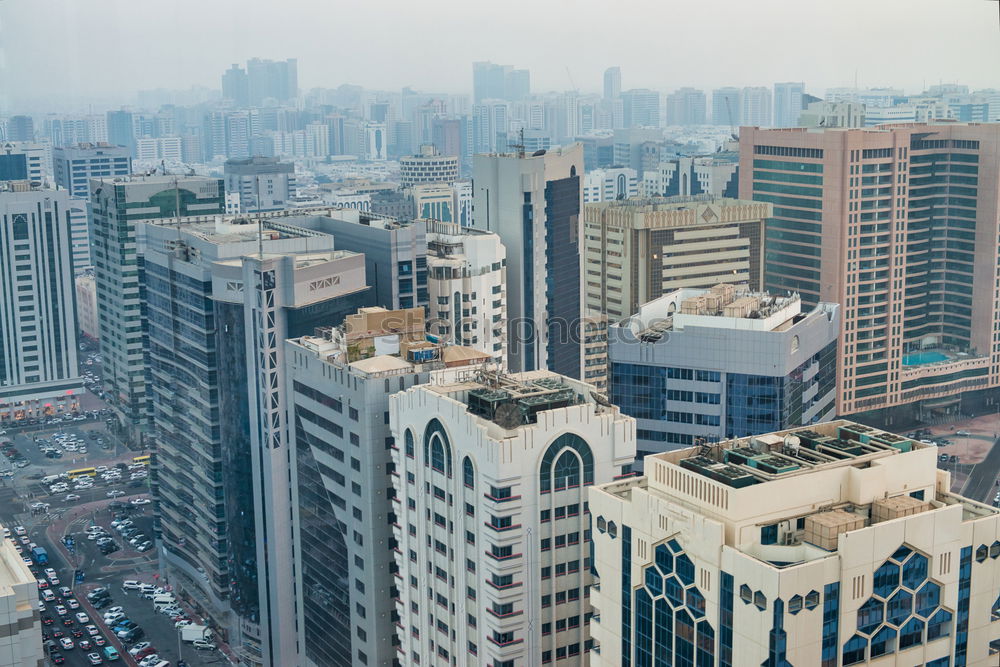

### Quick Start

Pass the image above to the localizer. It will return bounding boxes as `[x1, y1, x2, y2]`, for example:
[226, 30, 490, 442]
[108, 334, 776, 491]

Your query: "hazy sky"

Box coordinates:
[1, 0, 998, 109]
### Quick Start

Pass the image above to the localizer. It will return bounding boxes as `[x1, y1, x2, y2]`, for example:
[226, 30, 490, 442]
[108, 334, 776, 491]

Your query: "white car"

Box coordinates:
[192, 639, 216, 651]
[44, 568, 57, 579]
[85, 525, 104, 534]
[139, 656, 161, 667]
[128, 642, 152, 656]
[106, 490, 125, 498]
[64, 494, 81, 502]
[75, 612, 90, 624]
[103, 611, 125, 624]
[131, 498, 151, 506]
[122, 580, 142, 590]
[174, 619, 192, 628]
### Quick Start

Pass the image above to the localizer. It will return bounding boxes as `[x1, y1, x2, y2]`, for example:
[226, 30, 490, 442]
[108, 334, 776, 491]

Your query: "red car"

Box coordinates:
[134, 647, 157, 660]
[50, 654, 65, 665]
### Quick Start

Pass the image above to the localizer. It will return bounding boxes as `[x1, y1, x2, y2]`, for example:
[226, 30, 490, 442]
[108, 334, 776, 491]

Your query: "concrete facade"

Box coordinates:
[391, 370, 636, 667]
[583, 196, 769, 323]
[0, 533, 43, 667]
[590, 420, 1000, 666]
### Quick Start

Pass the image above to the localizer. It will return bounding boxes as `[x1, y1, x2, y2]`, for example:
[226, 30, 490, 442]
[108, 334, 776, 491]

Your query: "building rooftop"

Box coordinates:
[586, 193, 762, 213]
[594, 420, 996, 569]
[621, 284, 804, 340]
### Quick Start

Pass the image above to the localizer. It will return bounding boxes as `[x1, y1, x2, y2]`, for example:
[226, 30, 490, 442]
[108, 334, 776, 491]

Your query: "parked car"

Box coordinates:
[59, 637, 74, 650]
[956, 429, 971, 436]
[193, 639, 216, 651]
[87, 652, 103, 665]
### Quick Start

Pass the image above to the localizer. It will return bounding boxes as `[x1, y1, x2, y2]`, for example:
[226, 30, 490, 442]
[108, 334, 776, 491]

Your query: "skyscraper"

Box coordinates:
[473, 61, 507, 103]
[621, 89, 661, 128]
[591, 420, 1000, 666]
[222, 63, 250, 107]
[0, 184, 83, 422]
[106, 110, 135, 154]
[582, 196, 769, 322]
[505, 68, 531, 101]
[246, 58, 298, 105]
[0, 141, 48, 185]
[472, 144, 584, 377]
[5, 116, 34, 142]
[53, 143, 131, 199]
[712, 87, 742, 126]
[143, 214, 370, 667]
[287, 306, 491, 667]
[223, 156, 296, 212]
[391, 369, 636, 667]
[604, 66, 622, 101]
[773, 81, 806, 127]
[739, 123, 1000, 418]
[665, 88, 707, 126]
[741, 86, 773, 127]
[89, 175, 225, 433]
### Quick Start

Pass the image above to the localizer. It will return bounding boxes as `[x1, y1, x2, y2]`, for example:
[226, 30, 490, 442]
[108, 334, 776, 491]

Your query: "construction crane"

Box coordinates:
[565, 66, 579, 94]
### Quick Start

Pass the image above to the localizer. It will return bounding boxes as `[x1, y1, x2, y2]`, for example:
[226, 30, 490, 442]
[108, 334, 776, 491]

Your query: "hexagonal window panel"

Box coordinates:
[873, 561, 900, 598]
[666, 575, 684, 607]
[740, 583, 752, 605]
[886, 588, 913, 626]
[857, 597, 884, 635]
[644, 567, 663, 597]
[899, 616, 924, 651]
[805, 590, 820, 610]
[754, 590, 767, 611]
[675, 553, 695, 587]
[976, 544, 988, 563]
[915, 580, 940, 618]
[686, 586, 706, 618]
[789, 594, 803, 615]
[870, 625, 897, 658]
[655, 543, 673, 575]
[891, 545, 912, 562]
[991, 540, 1000, 560]
[667, 538, 683, 554]
[927, 608, 952, 641]
[902, 552, 928, 590]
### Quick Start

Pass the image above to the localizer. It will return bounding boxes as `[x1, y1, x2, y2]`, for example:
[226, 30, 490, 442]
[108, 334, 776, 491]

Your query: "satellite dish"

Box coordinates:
[590, 391, 613, 409]
[494, 402, 521, 429]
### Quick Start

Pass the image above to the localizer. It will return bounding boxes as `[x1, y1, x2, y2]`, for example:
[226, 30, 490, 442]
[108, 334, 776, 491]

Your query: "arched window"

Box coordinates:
[463, 457, 475, 489]
[423, 418, 453, 477]
[404, 429, 414, 458]
[539, 433, 594, 493]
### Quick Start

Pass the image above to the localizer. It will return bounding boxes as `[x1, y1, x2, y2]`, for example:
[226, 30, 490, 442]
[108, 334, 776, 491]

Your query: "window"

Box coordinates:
[463, 457, 474, 488]
[539, 433, 594, 493]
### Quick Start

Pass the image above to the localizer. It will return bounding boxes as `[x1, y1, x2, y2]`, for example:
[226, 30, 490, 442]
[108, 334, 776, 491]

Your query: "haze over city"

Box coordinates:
[1, 0, 998, 111]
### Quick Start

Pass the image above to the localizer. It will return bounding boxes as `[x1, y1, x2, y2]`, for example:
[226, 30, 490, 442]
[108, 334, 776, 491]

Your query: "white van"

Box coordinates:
[152, 594, 176, 606]
[41, 475, 62, 485]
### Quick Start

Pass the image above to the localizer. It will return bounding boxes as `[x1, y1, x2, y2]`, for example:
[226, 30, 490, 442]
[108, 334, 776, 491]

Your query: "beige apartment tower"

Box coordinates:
[590, 420, 1000, 666]
[582, 196, 769, 323]
[739, 123, 1000, 418]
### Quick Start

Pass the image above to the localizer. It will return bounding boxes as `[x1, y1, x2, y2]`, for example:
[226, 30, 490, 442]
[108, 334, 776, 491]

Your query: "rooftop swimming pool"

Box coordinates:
[902, 351, 949, 366]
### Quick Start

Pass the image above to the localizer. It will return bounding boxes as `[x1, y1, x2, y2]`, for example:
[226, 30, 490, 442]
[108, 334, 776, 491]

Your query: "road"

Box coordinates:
[962, 435, 1000, 504]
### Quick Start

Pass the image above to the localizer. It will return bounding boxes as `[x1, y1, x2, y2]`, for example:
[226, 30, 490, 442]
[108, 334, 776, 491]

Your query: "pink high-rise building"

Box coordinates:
[740, 123, 1000, 418]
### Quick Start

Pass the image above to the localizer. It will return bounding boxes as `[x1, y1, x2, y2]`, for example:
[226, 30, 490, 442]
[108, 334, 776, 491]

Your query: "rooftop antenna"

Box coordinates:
[510, 128, 525, 158]
[173, 176, 182, 239]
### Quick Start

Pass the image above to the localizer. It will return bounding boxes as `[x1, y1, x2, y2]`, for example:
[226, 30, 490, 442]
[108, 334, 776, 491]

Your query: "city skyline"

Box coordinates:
[1, 0, 998, 111]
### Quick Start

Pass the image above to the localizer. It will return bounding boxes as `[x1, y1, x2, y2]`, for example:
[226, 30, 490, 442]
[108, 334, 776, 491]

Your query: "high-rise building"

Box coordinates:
[89, 175, 225, 432]
[399, 145, 460, 187]
[473, 61, 519, 103]
[472, 144, 584, 377]
[665, 88, 707, 126]
[604, 67, 622, 101]
[506, 68, 531, 101]
[622, 89, 661, 128]
[774, 81, 806, 127]
[431, 117, 463, 160]
[286, 307, 492, 667]
[106, 110, 135, 154]
[5, 116, 34, 142]
[0, 536, 44, 666]
[583, 196, 769, 322]
[424, 219, 507, 364]
[0, 141, 48, 185]
[590, 420, 1000, 666]
[247, 58, 298, 105]
[642, 153, 740, 199]
[609, 285, 839, 457]
[223, 156, 296, 212]
[225, 111, 253, 159]
[582, 311, 609, 392]
[391, 369, 636, 667]
[472, 102, 509, 154]
[0, 184, 83, 423]
[741, 86, 773, 127]
[739, 123, 1000, 418]
[53, 143, 131, 199]
[143, 214, 371, 667]
[582, 167, 639, 203]
[135, 137, 183, 162]
[75, 272, 99, 340]
[712, 87, 742, 127]
[222, 63, 250, 107]
[800, 101, 866, 128]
